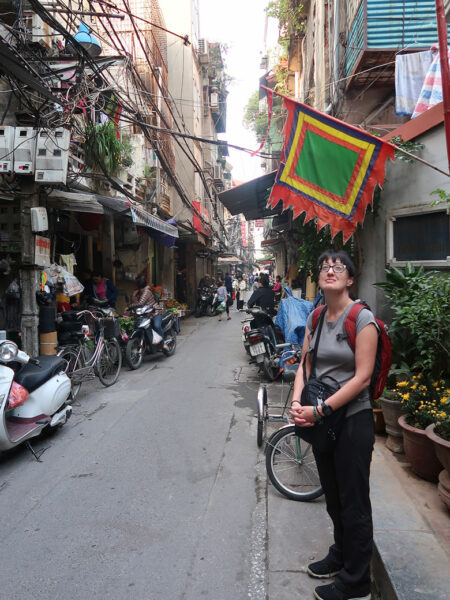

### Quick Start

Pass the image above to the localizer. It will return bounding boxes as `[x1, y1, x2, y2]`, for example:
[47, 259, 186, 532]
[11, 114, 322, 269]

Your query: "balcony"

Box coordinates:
[345, 0, 450, 89]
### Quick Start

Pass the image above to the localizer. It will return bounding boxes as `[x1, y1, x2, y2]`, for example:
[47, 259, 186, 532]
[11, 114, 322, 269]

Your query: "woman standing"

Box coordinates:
[290, 250, 378, 600]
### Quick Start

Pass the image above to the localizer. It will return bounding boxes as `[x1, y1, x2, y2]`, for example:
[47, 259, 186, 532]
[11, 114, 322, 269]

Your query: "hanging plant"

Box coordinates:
[83, 120, 133, 176]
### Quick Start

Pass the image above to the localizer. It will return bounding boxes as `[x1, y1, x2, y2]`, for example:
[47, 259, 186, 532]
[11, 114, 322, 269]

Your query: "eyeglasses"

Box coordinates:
[319, 263, 347, 274]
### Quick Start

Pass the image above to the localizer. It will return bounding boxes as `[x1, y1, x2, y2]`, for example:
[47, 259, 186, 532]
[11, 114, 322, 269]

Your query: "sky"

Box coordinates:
[198, 0, 278, 183]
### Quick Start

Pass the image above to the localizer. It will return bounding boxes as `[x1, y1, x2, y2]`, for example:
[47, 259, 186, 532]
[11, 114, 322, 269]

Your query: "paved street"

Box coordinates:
[0, 311, 332, 600]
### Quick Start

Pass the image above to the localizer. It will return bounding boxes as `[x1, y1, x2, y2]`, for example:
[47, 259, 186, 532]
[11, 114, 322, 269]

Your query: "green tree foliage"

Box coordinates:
[243, 92, 286, 143]
[375, 264, 450, 380]
[295, 215, 357, 283]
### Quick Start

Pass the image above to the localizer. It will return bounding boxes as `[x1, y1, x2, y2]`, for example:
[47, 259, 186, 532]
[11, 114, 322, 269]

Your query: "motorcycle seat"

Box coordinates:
[15, 356, 68, 393]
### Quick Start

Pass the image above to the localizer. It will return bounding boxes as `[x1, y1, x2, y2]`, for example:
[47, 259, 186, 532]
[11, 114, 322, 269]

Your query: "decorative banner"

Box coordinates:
[267, 93, 395, 241]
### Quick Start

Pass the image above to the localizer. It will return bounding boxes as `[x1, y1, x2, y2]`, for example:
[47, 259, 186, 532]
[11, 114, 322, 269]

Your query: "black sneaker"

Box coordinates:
[314, 583, 371, 600]
[307, 556, 342, 579]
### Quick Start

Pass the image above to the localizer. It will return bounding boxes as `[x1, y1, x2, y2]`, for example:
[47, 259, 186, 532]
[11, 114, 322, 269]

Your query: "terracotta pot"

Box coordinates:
[380, 397, 404, 453]
[425, 423, 450, 474]
[373, 407, 386, 434]
[438, 470, 450, 510]
[398, 415, 443, 482]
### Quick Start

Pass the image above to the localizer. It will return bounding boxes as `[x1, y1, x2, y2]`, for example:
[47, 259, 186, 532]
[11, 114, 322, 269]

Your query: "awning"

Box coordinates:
[217, 255, 241, 264]
[47, 190, 178, 238]
[130, 205, 178, 238]
[218, 171, 281, 221]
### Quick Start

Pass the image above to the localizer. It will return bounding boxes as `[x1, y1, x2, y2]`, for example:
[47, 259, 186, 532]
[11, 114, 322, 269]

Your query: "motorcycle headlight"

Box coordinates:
[135, 307, 146, 315]
[0, 341, 18, 362]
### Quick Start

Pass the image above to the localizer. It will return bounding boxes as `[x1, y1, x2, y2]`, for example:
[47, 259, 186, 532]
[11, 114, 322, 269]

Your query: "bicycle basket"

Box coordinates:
[104, 317, 119, 339]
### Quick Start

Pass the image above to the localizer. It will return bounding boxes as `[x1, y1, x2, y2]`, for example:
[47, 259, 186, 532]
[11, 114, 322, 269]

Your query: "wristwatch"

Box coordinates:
[321, 402, 334, 417]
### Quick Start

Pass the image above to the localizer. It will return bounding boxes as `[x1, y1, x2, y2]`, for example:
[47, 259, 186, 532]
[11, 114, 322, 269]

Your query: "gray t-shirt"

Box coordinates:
[306, 302, 377, 417]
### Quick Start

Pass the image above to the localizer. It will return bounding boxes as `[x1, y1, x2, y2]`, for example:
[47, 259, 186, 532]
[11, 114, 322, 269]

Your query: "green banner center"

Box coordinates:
[294, 130, 359, 198]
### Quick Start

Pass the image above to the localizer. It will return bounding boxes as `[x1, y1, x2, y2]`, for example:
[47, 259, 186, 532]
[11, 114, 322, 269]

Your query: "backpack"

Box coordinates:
[311, 301, 392, 401]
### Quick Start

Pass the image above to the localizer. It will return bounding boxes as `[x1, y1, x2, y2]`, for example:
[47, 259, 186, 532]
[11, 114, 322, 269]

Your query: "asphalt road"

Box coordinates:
[0, 312, 269, 600]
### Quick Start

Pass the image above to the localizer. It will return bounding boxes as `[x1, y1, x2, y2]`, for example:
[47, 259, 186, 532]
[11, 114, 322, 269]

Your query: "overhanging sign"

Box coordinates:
[130, 205, 178, 238]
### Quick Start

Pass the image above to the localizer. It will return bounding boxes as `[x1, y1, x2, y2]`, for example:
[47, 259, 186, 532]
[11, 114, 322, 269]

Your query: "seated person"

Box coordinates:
[84, 271, 118, 309]
[247, 274, 275, 315]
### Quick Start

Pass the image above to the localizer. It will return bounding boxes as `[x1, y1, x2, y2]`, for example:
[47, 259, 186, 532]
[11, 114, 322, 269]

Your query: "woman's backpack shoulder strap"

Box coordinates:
[311, 305, 327, 333]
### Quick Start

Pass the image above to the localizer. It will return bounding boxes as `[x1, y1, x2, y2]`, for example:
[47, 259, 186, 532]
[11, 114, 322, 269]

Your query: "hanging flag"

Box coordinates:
[267, 93, 395, 241]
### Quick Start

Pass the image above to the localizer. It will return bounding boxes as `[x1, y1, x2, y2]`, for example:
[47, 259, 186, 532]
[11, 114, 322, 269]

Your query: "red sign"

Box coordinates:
[241, 220, 247, 247]
[254, 219, 264, 228]
[193, 201, 211, 237]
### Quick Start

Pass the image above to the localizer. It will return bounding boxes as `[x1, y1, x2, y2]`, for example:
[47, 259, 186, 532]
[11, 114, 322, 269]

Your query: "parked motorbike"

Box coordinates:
[195, 285, 216, 317]
[125, 305, 177, 370]
[0, 338, 72, 458]
[241, 307, 286, 381]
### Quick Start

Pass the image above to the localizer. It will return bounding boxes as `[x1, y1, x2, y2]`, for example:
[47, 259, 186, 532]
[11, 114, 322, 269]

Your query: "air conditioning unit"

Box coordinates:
[0, 126, 15, 173]
[35, 128, 70, 183]
[198, 38, 208, 55]
[14, 127, 36, 174]
[213, 165, 222, 181]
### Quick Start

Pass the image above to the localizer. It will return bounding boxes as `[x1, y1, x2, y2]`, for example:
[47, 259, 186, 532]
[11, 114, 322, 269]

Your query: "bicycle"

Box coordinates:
[256, 346, 301, 447]
[57, 310, 122, 398]
[265, 424, 323, 501]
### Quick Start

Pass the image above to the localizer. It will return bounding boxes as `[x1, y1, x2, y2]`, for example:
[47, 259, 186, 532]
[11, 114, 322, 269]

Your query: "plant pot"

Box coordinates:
[380, 396, 404, 453]
[438, 469, 450, 510]
[398, 415, 443, 482]
[373, 407, 385, 434]
[425, 423, 450, 474]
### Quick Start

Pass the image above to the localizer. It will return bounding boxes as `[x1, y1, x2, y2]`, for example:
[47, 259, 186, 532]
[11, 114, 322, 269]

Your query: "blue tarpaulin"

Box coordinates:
[275, 287, 313, 348]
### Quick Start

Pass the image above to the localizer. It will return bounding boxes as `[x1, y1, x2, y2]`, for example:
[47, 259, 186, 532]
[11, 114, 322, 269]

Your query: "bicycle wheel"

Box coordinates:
[265, 425, 323, 501]
[96, 338, 122, 387]
[256, 385, 268, 447]
[58, 346, 85, 400]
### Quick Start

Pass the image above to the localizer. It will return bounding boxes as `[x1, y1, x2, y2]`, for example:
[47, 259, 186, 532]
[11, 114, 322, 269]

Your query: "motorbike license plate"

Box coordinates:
[250, 342, 265, 357]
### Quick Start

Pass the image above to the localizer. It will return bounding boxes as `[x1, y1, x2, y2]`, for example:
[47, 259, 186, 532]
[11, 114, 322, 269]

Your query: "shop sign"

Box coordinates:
[35, 235, 51, 267]
[196, 250, 210, 259]
[241, 219, 247, 247]
[193, 201, 211, 237]
[254, 219, 264, 228]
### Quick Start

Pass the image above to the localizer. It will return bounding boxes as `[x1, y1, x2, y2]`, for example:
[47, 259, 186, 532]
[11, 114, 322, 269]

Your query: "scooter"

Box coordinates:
[195, 285, 216, 317]
[0, 338, 72, 459]
[241, 307, 285, 381]
[124, 305, 178, 370]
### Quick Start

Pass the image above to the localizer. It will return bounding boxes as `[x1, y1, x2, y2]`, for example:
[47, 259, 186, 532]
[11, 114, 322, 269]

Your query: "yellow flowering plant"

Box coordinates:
[393, 376, 450, 430]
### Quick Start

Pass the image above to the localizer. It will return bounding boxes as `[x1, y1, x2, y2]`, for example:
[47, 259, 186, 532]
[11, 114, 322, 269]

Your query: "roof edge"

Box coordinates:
[383, 102, 444, 142]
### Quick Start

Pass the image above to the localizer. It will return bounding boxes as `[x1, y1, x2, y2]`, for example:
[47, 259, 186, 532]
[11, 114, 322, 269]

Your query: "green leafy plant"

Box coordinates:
[393, 376, 449, 430]
[266, 0, 305, 40]
[430, 188, 450, 206]
[84, 120, 133, 176]
[243, 91, 285, 143]
[390, 136, 424, 163]
[375, 264, 450, 379]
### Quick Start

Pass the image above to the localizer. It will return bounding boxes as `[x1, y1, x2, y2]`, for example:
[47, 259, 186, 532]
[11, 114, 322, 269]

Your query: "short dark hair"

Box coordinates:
[92, 270, 103, 278]
[135, 275, 147, 289]
[317, 250, 355, 277]
[260, 274, 270, 287]
[276, 275, 281, 281]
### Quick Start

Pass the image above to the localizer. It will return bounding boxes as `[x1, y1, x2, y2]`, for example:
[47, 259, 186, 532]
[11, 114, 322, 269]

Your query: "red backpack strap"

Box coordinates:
[311, 305, 327, 333]
[343, 302, 370, 350]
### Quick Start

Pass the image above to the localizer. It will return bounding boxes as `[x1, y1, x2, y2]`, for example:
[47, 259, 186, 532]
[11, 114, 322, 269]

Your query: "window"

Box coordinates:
[387, 204, 450, 267]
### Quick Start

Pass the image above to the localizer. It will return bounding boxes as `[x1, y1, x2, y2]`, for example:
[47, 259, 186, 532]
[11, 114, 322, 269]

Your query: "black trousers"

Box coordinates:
[313, 409, 375, 598]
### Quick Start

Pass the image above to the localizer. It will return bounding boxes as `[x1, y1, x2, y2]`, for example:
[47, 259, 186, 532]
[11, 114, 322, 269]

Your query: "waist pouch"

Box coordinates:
[295, 377, 346, 453]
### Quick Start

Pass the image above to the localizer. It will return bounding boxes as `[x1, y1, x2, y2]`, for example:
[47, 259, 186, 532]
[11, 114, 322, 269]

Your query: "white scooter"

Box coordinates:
[0, 338, 72, 459]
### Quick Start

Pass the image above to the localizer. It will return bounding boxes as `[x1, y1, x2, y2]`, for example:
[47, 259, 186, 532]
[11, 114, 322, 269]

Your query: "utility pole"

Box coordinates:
[435, 0, 450, 173]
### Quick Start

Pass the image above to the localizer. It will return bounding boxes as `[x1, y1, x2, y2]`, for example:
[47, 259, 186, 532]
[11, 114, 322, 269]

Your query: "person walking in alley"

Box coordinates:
[216, 280, 230, 321]
[290, 250, 378, 600]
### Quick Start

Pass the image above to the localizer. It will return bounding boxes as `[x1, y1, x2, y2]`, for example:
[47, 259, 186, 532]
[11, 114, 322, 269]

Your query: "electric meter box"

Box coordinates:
[0, 126, 15, 173]
[30, 207, 48, 232]
[35, 128, 70, 184]
[14, 127, 36, 174]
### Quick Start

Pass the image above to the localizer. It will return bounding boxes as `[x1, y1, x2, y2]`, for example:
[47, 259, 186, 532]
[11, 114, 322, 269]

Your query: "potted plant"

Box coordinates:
[397, 376, 444, 482]
[379, 386, 404, 453]
[372, 397, 385, 434]
[425, 393, 450, 508]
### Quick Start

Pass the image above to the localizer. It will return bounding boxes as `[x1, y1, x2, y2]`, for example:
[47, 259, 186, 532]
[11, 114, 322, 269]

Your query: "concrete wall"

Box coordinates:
[357, 125, 450, 321]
